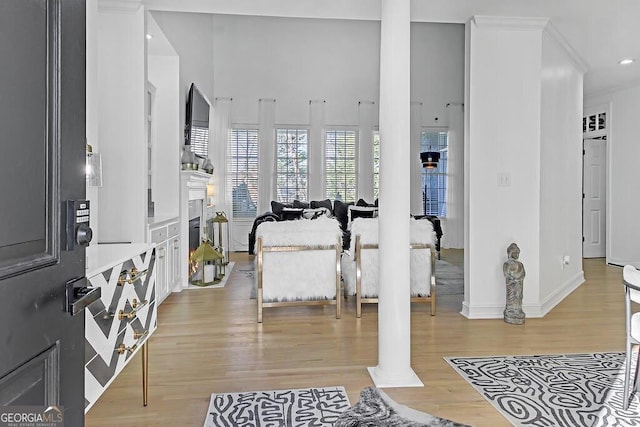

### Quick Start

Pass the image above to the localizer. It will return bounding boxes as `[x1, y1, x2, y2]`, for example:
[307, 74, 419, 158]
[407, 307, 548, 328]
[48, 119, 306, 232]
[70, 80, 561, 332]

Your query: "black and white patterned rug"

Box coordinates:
[446, 352, 640, 427]
[335, 386, 470, 427]
[204, 386, 350, 426]
[435, 260, 464, 296]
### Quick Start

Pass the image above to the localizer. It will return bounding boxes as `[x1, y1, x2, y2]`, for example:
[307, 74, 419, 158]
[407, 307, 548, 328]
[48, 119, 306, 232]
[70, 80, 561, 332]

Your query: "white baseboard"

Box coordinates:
[606, 258, 639, 268]
[460, 270, 585, 319]
[537, 270, 584, 316]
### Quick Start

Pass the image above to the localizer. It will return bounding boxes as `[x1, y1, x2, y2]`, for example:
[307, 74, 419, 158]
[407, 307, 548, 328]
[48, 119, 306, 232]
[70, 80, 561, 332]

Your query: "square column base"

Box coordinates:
[367, 366, 424, 388]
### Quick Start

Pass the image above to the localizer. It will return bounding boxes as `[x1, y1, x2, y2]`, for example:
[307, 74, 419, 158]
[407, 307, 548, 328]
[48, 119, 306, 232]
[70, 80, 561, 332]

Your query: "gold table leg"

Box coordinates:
[142, 341, 148, 406]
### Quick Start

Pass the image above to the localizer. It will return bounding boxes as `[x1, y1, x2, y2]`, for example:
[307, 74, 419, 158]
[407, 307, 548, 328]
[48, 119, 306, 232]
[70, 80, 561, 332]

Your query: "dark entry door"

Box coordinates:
[0, 0, 88, 425]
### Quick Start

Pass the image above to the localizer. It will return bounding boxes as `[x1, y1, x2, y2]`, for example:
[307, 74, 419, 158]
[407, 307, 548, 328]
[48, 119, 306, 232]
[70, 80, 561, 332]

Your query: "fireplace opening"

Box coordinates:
[188, 217, 200, 253]
[187, 199, 204, 285]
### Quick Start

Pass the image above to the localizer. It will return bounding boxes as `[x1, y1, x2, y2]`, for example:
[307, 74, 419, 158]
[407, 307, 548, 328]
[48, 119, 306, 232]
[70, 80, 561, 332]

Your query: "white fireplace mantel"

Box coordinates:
[179, 170, 212, 289]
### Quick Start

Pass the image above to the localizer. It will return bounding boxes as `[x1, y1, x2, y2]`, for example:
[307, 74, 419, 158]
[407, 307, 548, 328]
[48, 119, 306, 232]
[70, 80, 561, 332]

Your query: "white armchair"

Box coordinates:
[255, 217, 343, 323]
[341, 217, 436, 317]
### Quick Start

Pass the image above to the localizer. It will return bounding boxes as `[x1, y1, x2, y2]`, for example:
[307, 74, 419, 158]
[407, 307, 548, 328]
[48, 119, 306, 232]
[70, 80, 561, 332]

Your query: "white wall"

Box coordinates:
[411, 23, 465, 128]
[212, 15, 463, 130]
[465, 17, 543, 318]
[97, 6, 147, 243]
[86, 0, 99, 244]
[587, 85, 640, 266]
[213, 15, 381, 126]
[148, 55, 181, 218]
[150, 11, 215, 145]
[538, 28, 585, 308]
[464, 17, 584, 319]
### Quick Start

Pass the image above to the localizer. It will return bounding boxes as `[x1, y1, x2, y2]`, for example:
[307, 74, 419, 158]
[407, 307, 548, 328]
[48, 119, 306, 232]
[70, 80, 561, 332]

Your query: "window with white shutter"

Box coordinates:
[228, 128, 259, 218]
[373, 130, 380, 199]
[276, 128, 308, 203]
[325, 129, 356, 201]
[421, 130, 448, 217]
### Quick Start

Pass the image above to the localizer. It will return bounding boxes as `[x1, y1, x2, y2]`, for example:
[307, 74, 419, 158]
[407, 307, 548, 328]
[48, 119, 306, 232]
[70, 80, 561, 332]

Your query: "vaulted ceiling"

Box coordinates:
[142, 0, 640, 96]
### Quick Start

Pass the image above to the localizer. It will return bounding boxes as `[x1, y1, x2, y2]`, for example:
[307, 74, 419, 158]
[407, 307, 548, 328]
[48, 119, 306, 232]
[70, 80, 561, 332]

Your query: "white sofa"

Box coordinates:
[341, 217, 437, 317]
[254, 216, 343, 323]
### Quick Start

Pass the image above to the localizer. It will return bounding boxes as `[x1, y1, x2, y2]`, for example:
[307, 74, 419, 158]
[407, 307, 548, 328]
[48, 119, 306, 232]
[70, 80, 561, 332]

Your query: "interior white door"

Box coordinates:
[583, 138, 607, 258]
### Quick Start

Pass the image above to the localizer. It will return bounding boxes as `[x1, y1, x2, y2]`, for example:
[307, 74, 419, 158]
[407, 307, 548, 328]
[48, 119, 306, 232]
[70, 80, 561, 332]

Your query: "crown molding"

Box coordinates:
[586, 78, 640, 99]
[471, 15, 549, 31]
[98, 0, 142, 13]
[543, 21, 588, 74]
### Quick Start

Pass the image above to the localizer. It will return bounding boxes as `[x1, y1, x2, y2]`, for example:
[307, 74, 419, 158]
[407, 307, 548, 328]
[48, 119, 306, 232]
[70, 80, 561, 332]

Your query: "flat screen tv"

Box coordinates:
[185, 83, 211, 159]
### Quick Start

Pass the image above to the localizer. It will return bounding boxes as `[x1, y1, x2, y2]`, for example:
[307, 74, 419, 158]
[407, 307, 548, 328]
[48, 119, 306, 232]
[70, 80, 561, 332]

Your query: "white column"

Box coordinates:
[369, 0, 422, 388]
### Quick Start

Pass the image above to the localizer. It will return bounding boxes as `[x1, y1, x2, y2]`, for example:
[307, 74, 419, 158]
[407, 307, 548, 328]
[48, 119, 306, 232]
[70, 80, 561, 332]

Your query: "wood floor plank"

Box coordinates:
[85, 251, 624, 427]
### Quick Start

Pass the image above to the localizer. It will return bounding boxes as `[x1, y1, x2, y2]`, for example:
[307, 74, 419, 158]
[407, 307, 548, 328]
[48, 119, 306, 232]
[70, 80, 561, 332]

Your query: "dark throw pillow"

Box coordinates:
[349, 206, 378, 222]
[271, 201, 292, 216]
[280, 207, 304, 221]
[293, 199, 310, 209]
[333, 200, 354, 231]
[303, 207, 329, 220]
[356, 198, 375, 207]
[310, 199, 332, 211]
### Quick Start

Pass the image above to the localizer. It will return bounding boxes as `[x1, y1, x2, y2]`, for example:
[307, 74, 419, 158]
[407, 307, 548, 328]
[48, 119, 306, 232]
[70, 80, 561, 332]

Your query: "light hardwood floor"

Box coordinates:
[86, 250, 624, 426]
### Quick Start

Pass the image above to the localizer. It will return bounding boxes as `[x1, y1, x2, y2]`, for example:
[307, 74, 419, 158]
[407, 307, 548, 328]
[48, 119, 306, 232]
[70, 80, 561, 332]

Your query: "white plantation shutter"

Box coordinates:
[228, 129, 259, 218]
[373, 131, 380, 199]
[325, 130, 357, 201]
[190, 125, 209, 158]
[276, 128, 308, 203]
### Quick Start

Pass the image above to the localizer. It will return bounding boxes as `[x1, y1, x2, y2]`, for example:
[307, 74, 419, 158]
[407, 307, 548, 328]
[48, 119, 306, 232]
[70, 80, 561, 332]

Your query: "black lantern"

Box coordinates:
[420, 151, 440, 169]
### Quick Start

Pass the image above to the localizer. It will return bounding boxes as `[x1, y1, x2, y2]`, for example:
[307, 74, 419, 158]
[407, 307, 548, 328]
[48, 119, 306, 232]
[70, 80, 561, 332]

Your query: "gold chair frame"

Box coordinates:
[353, 234, 436, 318]
[256, 236, 342, 323]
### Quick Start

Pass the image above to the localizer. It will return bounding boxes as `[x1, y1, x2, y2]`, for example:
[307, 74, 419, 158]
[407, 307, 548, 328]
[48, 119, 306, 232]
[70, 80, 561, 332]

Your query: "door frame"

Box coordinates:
[582, 103, 611, 263]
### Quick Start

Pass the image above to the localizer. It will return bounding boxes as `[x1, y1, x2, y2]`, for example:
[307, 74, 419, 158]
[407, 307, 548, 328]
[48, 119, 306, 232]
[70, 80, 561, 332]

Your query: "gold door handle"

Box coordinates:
[116, 343, 138, 355]
[133, 329, 148, 340]
[117, 309, 135, 320]
[117, 267, 148, 285]
[117, 299, 148, 320]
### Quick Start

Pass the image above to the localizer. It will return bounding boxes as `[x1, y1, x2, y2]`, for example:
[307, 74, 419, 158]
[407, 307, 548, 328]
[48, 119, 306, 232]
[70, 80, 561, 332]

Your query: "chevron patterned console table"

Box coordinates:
[84, 243, 157, 413]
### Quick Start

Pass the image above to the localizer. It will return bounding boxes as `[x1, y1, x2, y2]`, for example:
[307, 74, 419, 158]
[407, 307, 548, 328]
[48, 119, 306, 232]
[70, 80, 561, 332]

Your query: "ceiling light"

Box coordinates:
[146, 34, 153, 40]
[619, 58, 634, 65]
[420, 151, 440, 169]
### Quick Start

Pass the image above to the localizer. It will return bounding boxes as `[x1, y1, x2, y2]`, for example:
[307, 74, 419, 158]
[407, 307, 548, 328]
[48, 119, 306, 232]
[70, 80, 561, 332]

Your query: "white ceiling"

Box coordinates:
[143, 0, 640, 95]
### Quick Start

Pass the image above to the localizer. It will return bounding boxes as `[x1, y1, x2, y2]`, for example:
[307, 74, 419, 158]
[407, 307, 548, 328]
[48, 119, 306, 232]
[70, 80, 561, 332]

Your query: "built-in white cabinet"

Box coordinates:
[169, 234, 181, 287]
[155, 241, 168, 300]
[148, 217, 180, 304]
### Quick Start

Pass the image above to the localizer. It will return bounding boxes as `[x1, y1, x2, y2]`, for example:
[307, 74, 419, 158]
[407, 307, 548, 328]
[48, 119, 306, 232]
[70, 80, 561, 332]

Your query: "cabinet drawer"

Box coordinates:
[167, 222, 179, 238]
[151, 227, 167, 243]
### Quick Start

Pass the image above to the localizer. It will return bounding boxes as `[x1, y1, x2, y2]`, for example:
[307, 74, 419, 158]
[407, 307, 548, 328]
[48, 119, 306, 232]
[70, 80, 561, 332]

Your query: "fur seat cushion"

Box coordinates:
[341, 217, 435, 297]
[255, 217, 342, 302]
